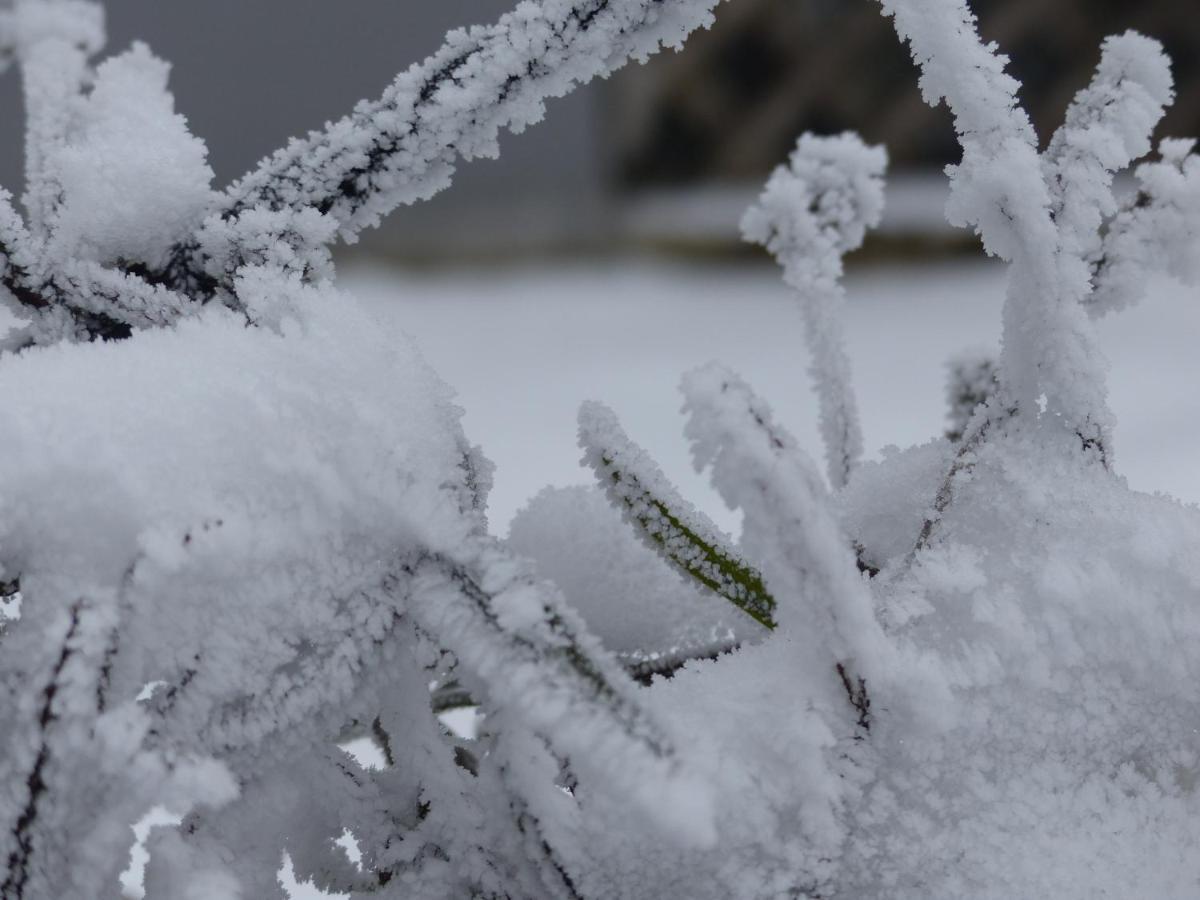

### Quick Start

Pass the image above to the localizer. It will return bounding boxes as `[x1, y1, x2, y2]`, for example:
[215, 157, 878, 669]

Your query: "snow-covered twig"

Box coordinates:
[173, 0, 726, 296]
[1, 191, 194, 348]
[742, 132, 884, 489]
[1043, 32, 1174, 266]
[1091, 138, 1200, 316]
[406, 536, 717, 845]
[579, 400, 777, 630]
[680, 363, 889, 714]
[943, 349, 996, 442]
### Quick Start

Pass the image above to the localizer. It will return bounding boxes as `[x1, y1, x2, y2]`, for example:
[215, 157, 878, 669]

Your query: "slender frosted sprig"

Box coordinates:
[1043, 32, 1174, 265]
[742, 132, 884, 488]
[1091, 138, 1200, 316]
[877, 0, 1112, 448]
[680, 363, 891, 707]
[176, 0, 726, 296]
[0, 189, 194, 349]
[579, 400, 777, 630]
[944, 350, 997, 442]
[407, 534, 716, 845]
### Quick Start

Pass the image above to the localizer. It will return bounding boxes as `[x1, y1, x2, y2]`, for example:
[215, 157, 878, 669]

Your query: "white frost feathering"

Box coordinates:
[198, 0, 726, 286]
[877, 0, 1112, 446]
[1091, 138, 1200, 316]
[741, 132, 885, 489]
[407, 535, 718, 847]
[1042, 32, 1174, 265]
[509, 485, 745, 659]
[6, 0, 105, 238]
[579, 399, 777, 630]
[679, 362, 891, 692]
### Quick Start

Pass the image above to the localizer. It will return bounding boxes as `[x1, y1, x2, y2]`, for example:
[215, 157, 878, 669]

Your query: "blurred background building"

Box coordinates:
[0, 0, 1195, 261]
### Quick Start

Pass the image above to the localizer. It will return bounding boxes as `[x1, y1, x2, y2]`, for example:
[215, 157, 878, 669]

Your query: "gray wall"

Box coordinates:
[0, 1, 611, 258]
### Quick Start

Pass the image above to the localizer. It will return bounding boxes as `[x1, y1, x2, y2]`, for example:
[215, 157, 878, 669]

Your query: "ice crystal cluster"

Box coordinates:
[0, 0, 1198, 898]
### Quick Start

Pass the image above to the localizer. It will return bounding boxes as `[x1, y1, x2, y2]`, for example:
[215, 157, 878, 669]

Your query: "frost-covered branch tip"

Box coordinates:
[742, 132, 884, 489]
[1091, 138, 1200, 316]
[180, 0, 727, 296]
[1043, 31, 1174, 265]
[680, 363, 888, 698]
[877, 0, 1111, 446]
[406, 536, 717, 844]
[944, 349, 996, 442]
[579, 400, 777, 630]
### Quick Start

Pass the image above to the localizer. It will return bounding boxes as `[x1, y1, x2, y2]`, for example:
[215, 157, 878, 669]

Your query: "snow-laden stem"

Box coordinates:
[617, 634, 741, 685]
[680, 363, 890, 710]
[742, 132, 884, 489]
[8, 0, 105, 238]
[878, 0, 1111, 448]
[1091, 139, 1200, 315]
[579, 400, 777, 630]
[170, 0, 726, 297]
[912, 398, 1015, 557]
[1042, 32, 1173, 267]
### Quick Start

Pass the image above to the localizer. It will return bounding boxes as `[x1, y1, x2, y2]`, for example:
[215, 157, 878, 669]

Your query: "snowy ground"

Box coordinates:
[346, 257, 1200, 537]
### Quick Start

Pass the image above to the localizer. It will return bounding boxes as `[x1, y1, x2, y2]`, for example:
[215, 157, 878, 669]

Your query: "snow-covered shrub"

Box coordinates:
[526, 5, 1200, 899]
[0, 0, 1199, 899]
[0, 1, 727, 897]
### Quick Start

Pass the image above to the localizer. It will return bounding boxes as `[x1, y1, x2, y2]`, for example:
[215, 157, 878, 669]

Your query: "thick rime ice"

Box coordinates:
[0, 1, 730, 896]
[741, 132, 884, 489]
[194, 0, 725, 294]
[48, 41, 215, 270]
[942, 349, 996, 442]
[3, 0, 1200, 896]
[1092, 138, 1200, 316]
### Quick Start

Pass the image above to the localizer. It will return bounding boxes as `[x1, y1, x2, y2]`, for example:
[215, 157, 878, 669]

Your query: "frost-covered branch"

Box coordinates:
[742, 132, 884, 489]
[7, 0, 105, 238]
[913, 397, 1015, 555]
[579, 400, 777, 630]
[0, 195, 194, 349]
[0, 589, 232, 898]
[680, 363, 889, 713]
[1091, 139, 1200, 316]
[175, 0, 726, 296]
[944, 349, 996, 442]
[877, 0, 1111, 447]
[1043, 32, 1173, 266]
[406, 535, 716, 844]
[617, 633, 740, 685]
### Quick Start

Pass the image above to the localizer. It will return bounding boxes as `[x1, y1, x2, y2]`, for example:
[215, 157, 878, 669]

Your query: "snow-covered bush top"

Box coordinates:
[1, 0, 1199, 897]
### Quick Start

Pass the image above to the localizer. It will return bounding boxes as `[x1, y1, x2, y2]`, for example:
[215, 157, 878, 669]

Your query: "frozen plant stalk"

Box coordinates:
[741, 132, 885, 489]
